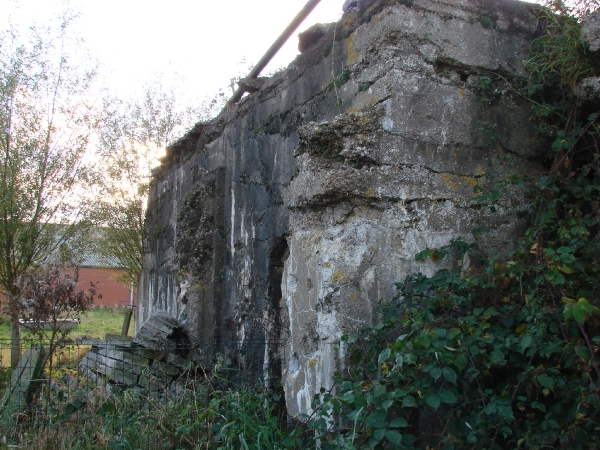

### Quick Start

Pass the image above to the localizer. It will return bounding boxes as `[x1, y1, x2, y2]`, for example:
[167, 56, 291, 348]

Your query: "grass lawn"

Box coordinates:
[0, 308, 135, 340]
[75, 308, 135, 339]
[0, 308, 135, 366]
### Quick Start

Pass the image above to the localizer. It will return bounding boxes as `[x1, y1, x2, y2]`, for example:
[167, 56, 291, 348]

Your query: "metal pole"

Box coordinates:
[228, 0, 322, 105]
[129, 281, 134, 308]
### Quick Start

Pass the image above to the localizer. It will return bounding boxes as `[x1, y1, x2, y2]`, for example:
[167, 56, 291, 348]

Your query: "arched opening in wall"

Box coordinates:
[268, 236, 289, 340]
[166, 326, 192, 358]
[266, 235, 289, 417]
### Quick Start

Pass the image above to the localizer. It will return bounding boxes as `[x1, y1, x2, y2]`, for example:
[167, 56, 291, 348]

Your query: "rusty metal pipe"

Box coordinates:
[228, 0, 322, 105]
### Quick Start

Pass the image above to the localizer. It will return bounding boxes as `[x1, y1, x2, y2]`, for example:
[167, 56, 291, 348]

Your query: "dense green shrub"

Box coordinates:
[307, 4, 600, 449]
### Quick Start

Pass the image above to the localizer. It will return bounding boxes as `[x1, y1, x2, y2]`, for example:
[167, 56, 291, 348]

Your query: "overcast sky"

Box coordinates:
[1, 0, 344, 102]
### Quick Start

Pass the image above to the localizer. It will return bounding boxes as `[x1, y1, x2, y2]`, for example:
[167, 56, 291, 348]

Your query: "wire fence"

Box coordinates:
[0, 337, 288, 449]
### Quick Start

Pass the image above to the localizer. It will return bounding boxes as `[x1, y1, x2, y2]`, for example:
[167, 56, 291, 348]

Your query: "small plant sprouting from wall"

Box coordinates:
[478, 15, 494, 29]
[328, 67, 352, 107]
[358, 81, 375, 92]
[526, 2, 600, 91]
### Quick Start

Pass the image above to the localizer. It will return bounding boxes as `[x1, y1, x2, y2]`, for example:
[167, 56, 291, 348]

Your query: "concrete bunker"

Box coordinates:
[138, 0, 544, 418]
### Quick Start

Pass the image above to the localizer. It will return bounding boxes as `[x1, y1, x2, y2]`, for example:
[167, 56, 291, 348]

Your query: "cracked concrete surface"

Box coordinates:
[138, 0, 542, 418]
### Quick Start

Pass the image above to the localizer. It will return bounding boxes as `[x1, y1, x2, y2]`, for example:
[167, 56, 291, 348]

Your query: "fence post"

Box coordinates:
[121, 308, 134, 336]
[0, 346, 49, 427]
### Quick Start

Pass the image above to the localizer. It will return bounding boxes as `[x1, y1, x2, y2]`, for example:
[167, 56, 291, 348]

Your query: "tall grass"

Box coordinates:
[1, 365, 310, 449]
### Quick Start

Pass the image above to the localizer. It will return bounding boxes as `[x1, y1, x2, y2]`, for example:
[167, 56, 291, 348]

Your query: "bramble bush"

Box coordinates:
[307, 3, 600, 449]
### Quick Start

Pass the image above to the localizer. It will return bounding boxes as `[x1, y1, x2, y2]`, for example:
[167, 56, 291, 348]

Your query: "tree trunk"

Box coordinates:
[10, 296, 21, 368]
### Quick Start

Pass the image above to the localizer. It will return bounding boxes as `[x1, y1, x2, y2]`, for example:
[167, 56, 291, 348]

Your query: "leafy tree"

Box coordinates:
[0, 13, 98, 367]
[17, 264, 96, 345]
[16, 264, 96, 434]
[94, 80, 224, 287]
[543, 0, 600, 17]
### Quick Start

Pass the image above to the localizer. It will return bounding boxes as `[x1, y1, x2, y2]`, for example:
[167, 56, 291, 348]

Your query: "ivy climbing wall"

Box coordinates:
[138, 0, 542, 417]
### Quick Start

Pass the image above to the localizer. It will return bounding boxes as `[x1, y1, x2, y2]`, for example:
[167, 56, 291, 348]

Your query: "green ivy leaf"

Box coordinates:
[483, 307, 498, 316]
[520, 335, 533, 353]
[531, 401, 546, 412]
[389, 417, 409, 428]
[455, 353, 468, 371]
[97, 402, 116, 417]
[575, 345, 591, 360]
[438, 390, 458, 404]
[366, 408, 386, 425]
[430, 367, 442, 381]
[402, 396, 417, 408]
[571, 302, 587, 324]
[420, 334, 432, 349]
[385, 430, 403, 445]
[490, 349, 505, 362]
[442, 367, 457, 385]
[354, 392, 368, 408]
[546, 266, 566, 285]
[347, 408, 364, 421]
[537, 374, 554, 391]
[435, 327, 447, 338]
[373, 427, 385, 443]
[402, 434, 416, 446]
[426, 393, 441, 409]
[379, 348, 391, 364]
[373, 384, 386, 397]
[415, 249, 432, 261]
[484, 402, 497, 415]
[341, 392, 355, 403]
[498, 405, 515, 421]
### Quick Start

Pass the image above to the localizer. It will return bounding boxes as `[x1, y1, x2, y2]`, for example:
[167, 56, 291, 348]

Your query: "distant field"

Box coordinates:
[0, 308, 135, 366]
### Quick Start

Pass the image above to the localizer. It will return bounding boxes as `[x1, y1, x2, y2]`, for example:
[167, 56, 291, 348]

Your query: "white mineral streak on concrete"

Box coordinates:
[382, 98, 394, 132]
[230, 188, 235, 259]
[240, 208, 246, 247]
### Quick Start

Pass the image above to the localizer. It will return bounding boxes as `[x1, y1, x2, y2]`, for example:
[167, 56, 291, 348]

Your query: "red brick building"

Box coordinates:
[77, 248, 135, 309]
[77, 267, 134, 308]
[0, 228, 135, 309]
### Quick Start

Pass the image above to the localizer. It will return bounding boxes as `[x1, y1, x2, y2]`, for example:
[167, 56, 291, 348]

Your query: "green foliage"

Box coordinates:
[94, 80, 204, 287]
[328, 68, 352, 92]
[526, 5, 600, 91]
[310, 232, 599, 448]
[478, 16, 493, 29]
[4, 371, 309, 449]
[541, 0, 600, 18]
[308, 5, 600, 449]
[358, 82, 375, 92]
[0, 12, 99, 367]
[208, 388, 303, 449]
[328, 67, 352, 106]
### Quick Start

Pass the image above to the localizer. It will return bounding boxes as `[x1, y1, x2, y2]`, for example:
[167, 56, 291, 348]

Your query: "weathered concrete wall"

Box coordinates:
[138, 0, 542, 417]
